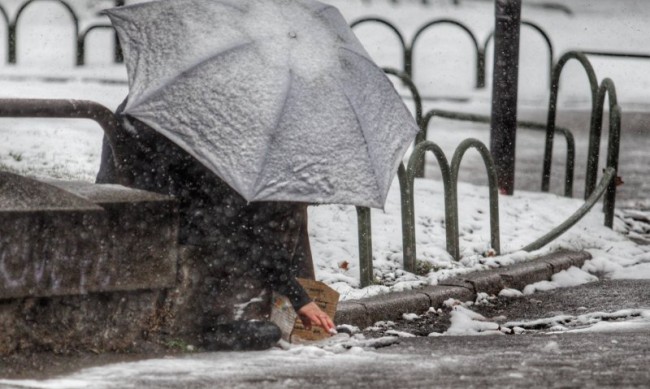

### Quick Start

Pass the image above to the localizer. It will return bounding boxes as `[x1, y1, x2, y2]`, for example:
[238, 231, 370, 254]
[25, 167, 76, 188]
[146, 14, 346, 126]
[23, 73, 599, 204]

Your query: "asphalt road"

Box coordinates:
[1, 280, 648, 388]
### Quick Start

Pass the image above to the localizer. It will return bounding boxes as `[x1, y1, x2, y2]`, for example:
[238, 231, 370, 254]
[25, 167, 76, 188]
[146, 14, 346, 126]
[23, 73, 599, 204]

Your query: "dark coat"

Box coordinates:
[97, 101, 313, 311]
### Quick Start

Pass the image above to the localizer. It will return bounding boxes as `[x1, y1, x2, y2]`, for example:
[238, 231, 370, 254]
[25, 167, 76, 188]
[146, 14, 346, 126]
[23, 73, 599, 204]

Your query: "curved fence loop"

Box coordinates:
[586, 77, 619, 198]
[0, 4, 9, 25]
[516, 119, 576, 197]
[397, 163, 415, 272]
[591, 78, 621, 227]
[410, 19, 482, 88]
[350, 17, 407, 52]
[603, 104, 621, 227]
[521, 21, 554, 85]
[542, 51, 599, 193]
[421, 109, 576, 196]
[9, 0, 80, 64]
[77, 24, 114, 66]
[483, 20, 554, 89]
[350, 17, 408, 74]
[449, 139, 500, 259]
[404, 141, 453, 264]
[522, 167, 616, 252]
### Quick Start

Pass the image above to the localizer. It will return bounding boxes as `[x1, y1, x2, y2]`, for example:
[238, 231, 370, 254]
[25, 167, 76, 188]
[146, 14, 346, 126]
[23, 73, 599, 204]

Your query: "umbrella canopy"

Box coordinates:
[106, 0, 419, 208]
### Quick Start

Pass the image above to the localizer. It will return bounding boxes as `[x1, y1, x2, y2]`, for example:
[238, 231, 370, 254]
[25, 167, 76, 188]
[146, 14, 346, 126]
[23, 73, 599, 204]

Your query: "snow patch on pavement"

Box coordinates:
[523, 266, 598, 295]
[499, 288, 524, 298]
[505, 309, 650, 333]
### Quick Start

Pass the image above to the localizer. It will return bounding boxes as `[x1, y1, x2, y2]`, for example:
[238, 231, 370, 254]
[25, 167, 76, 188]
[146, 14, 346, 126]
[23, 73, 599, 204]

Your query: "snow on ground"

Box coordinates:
[311, 179, 650, 300]
[505, 308, 650, 334]
[522, 266, 598, 295]
[0, 337, 428, 389]
[0, 0, 648, 302]
[0, 2, 648, 386]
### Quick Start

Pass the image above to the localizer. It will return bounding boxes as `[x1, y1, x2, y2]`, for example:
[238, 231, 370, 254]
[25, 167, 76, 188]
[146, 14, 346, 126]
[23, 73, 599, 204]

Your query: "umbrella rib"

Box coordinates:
[251, 69, 293, 199]
[125, 41, 255, 113]
[338, 81, 384, 202]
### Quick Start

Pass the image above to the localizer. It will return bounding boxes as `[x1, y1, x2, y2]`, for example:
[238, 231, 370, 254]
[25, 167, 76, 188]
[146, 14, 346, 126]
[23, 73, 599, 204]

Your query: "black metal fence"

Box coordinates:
[351, 17, 553, 89]
[0, 0, 123, 65]
[354, 63, 622, 286]
[2, 0, 648, 90]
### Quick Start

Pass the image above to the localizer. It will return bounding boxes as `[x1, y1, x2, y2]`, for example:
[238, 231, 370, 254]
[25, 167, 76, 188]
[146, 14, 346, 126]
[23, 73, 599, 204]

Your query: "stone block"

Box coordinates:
[438, 277, 475, 292]
[0, 173, 178, 299]
[360, 291, 431, 324]
[418, 285, 476, 307]
[52, 180, 179, 292]
[0, 173, 106, 299]
[335, 301, 371, 329]
[461, 271, 504, 296]
[498, 261, 554, 291]
[0, 291, 162, 356]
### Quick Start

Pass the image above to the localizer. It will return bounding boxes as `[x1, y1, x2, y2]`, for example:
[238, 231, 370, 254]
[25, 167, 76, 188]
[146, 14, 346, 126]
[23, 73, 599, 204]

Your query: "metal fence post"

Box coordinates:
[489, 0, 521, 195]
[114, 0, 125, 63]
[356, 206, 373, 287]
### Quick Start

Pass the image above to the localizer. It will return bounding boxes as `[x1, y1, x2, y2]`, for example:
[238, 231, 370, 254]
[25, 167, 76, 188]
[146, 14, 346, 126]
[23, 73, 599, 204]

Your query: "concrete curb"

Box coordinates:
[334, 250, 592, 328]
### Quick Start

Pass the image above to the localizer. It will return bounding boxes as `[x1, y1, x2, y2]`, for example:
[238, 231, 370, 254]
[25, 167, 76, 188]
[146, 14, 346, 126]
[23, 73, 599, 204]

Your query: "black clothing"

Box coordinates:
[97, 101, 312, 311]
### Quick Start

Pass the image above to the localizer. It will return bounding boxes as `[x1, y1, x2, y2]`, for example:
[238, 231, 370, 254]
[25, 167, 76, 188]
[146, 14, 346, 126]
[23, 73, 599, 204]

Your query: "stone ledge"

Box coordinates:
[418, 285, 476, 307]
[334, 302, 371, 329]
[361, 291, 431, 323]
[0, 177, 178, 299]
[541, 250, 591, 272]
[334, 250, 591, 329]
[498, 262, 554, 291]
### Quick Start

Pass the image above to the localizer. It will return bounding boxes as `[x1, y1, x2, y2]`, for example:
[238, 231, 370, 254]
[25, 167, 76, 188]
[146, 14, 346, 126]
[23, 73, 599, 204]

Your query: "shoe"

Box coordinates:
[202, 320, 282, 351]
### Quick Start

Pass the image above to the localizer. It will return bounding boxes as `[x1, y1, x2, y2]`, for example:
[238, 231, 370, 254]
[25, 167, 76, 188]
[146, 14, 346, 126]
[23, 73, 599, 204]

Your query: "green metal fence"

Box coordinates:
[354, 66, 621, 287]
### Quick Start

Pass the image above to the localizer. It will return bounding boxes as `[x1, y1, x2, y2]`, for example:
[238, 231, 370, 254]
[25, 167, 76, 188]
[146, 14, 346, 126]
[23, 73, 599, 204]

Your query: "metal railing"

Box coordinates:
[353, 63, 621, 286]
[0, 98, 131, 184]
[350, 17, 553, 90]
[542, 51, 622, 227]
[5, 2, 647, 96]
[0, 0, 124, 65]
[421, 109, 577, 197]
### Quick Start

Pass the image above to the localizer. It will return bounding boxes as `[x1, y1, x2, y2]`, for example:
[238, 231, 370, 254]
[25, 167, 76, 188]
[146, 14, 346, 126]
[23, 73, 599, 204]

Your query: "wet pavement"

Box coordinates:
[1, 280, 648, 388]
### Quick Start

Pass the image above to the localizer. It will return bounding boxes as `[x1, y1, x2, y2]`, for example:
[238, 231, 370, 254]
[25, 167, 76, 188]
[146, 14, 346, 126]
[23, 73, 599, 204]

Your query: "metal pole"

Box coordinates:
[489, 0, 521, 195]
[114, 0, 125, 63]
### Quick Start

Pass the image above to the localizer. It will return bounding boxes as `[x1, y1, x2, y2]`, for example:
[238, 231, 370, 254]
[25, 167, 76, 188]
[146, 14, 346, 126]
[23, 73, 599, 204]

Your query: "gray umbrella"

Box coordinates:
[106, 0, 419, 209]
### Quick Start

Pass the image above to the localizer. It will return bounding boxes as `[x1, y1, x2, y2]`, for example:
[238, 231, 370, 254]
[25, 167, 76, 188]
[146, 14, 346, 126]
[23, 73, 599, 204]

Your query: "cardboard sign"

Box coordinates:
[269, 278, 340, 342]
[269, 293, 299, 342]
[290, 278, 339, 342]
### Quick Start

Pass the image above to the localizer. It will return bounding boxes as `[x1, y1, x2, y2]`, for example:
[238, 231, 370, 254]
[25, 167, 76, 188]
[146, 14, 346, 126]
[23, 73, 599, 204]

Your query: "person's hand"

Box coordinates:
[297, 302, 336, 334]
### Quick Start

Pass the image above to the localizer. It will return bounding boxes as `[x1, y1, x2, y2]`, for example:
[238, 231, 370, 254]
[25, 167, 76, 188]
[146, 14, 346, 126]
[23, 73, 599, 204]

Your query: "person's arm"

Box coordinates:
[265, 270, 335, 333]
[256, 202, 335, 333]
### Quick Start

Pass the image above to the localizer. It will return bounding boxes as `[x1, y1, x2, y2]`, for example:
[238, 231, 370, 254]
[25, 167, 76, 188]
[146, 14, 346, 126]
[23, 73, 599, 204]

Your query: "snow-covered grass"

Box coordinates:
[310, 178, 650, 300]
[0, 0, 648, 303]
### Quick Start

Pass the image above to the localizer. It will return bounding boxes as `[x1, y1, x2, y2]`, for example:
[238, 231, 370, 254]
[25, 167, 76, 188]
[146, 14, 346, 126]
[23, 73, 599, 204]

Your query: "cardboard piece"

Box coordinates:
[269, 293, 298, 342]
[290, 278, 339, 342]
[269, 278, 340, 343]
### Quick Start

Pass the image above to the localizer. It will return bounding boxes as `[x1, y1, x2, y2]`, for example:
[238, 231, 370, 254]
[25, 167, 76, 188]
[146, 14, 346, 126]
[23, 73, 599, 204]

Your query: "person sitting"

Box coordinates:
[97, 99, 334, 350]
